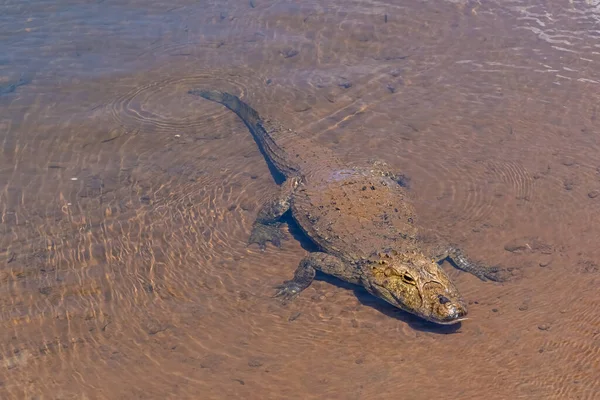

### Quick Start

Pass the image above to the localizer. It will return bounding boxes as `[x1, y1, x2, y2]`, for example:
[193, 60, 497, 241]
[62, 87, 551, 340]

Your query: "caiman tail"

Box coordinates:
[189, 89, 300, 178]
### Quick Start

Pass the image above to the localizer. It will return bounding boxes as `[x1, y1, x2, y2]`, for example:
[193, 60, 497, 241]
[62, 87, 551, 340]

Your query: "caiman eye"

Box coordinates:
[401, 273, 416, 284]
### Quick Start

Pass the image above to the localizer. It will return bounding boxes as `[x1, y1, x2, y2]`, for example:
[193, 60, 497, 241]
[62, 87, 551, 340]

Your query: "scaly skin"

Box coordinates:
[189, 89, 511, 325]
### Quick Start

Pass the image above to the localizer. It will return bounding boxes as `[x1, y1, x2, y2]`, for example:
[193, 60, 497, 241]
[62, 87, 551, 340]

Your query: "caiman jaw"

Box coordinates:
[396, 292, 468, 325]
[423, 281, 468, 325]
[373, 273, 469, 325]
[430, 317, 469, 325]
[429, 305, 468, 325]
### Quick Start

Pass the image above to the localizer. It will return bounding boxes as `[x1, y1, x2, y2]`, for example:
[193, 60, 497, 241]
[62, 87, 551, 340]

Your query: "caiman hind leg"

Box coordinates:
[274, 252, 357, 302]
[434, 246, 511, 282]
[248, 176, 300, 250]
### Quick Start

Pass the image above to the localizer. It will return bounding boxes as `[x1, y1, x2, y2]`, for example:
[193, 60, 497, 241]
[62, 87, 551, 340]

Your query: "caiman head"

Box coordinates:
[362, 250, 467, 325]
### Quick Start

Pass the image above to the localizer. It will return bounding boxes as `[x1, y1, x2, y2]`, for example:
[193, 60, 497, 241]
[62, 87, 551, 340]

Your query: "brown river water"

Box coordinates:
[1, 0, 600, 398]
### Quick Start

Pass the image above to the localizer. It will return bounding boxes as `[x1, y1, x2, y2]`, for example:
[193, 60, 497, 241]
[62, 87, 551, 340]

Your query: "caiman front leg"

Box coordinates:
[434, 246, 510, 282]
[274, 252, 357, 302]
[248, 176, 300, 250]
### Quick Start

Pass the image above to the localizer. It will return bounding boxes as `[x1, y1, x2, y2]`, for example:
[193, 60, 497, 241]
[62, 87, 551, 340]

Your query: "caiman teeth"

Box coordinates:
[436, 317, 469, 325]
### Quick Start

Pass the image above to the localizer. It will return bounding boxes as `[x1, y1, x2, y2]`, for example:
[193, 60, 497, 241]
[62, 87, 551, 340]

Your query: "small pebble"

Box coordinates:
[288, 312, 301, 322]
[280, 48, 298, 58]
[588, 190, 599, 199]
[293, 103, 311, 112]
[539, 257, 552, 267]
[563, 180, 575, 191]
[538, 324, 551, 331]
[39, 287, 52, 295]
[70, 177, 78, 181]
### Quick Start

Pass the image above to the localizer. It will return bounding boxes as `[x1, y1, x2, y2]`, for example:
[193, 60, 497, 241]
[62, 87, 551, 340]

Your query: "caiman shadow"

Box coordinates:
[317, 272, 463, 334]
[282, 214, 463, 334]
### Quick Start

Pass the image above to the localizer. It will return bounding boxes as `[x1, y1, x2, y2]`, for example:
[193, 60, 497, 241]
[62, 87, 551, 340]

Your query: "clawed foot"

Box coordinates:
[437, 246, 520, 283]
[273, 281, 303, 303]
[248, 222, 287, 250]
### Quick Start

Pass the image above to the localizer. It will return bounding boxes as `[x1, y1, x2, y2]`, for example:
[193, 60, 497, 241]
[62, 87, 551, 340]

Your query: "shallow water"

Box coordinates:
[1, 0, 600, 398]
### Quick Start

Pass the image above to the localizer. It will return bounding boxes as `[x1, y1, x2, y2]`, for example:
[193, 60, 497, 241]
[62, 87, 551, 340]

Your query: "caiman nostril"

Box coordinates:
[438, 295, 451, 305]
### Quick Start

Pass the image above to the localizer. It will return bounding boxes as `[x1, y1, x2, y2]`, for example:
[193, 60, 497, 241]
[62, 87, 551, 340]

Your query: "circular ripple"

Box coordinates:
[0, 152, 277, 387]
[460, 158, 535, 220]
[108, 74, 251, 135]
[383, 149, 536, 233]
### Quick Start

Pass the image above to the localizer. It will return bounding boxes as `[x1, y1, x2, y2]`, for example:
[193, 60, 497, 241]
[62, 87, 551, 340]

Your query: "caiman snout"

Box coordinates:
[439, 299, 467, 322]
[423, 282, 468, 324]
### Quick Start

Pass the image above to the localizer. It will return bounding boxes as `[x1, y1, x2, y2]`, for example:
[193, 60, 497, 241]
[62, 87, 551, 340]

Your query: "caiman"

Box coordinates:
[189, 89, 509, 325]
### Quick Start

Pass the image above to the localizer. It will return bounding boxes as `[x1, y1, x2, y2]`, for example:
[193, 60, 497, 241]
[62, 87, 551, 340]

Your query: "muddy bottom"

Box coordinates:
[1, 0, 600, 399]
